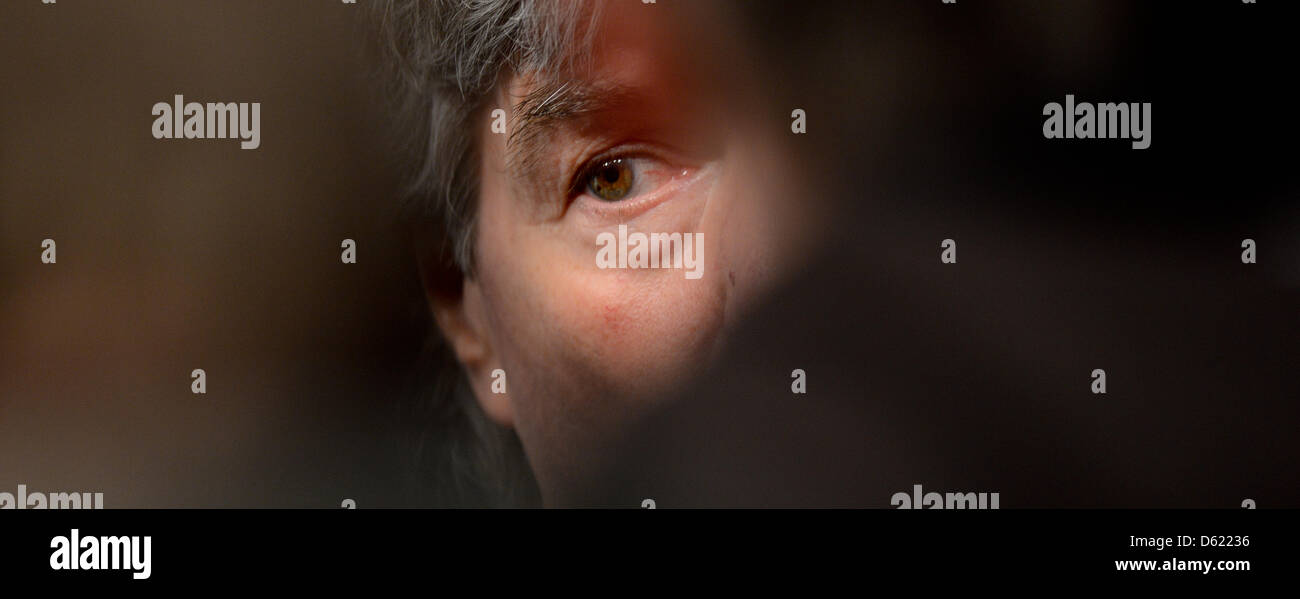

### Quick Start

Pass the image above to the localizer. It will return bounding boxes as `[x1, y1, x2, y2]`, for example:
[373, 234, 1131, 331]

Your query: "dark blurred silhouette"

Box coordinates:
[573, 0, 1299, 507]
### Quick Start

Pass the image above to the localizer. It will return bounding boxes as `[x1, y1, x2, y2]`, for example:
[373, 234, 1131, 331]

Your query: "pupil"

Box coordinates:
[602, 166, 620, 183]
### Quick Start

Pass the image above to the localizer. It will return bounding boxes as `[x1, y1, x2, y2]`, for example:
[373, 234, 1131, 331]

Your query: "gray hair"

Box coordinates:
[373, 0, 599, 274]
[370, 0, 599, 506]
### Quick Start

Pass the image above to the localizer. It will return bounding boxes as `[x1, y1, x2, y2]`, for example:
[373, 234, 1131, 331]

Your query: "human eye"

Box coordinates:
[567, 148, 693, 215]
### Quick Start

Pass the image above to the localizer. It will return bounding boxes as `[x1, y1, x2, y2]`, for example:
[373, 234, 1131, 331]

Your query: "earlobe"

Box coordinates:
[429, 278, 515, 428]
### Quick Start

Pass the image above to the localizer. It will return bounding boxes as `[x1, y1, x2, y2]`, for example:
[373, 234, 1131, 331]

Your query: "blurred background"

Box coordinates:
[1, 0, 422, 507]
[1, 0, 1296, 508]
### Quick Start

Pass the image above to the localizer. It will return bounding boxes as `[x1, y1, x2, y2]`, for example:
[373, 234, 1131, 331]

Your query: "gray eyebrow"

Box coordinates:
[505, 80, 637, 176]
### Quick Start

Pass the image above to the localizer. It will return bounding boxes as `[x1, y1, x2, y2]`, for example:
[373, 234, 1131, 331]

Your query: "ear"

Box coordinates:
[424, 268, 515, 428]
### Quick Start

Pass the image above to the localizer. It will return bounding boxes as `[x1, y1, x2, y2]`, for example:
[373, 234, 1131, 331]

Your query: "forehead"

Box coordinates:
[499, 4, 714, 173]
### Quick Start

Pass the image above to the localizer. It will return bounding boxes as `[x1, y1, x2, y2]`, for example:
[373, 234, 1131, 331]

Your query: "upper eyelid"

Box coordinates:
[571, 137, 690, 178]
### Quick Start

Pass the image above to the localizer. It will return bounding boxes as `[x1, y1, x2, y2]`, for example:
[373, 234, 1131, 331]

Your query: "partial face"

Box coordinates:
[437, 2, 817, 503]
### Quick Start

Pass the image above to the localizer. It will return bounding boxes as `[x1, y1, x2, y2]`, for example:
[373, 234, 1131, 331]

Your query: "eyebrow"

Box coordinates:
[505, 79, 640, 177]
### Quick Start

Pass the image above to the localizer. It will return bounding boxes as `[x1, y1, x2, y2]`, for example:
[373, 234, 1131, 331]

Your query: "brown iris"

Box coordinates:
[586, 158, 633, 201]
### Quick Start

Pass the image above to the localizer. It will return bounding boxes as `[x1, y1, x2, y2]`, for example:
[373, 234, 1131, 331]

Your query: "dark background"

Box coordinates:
[1, 1, 1295, 508]
[1, 0, 420, 507]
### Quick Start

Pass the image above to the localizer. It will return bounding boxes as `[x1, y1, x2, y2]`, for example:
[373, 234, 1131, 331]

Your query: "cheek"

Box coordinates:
[552, 268, 724, 393]
[473, 219, 726, 416]
[539, 201, 728, 396]
[484, 255, 726, 406]
[477, 182, 727, 402]
[480, 249, 728, 407]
